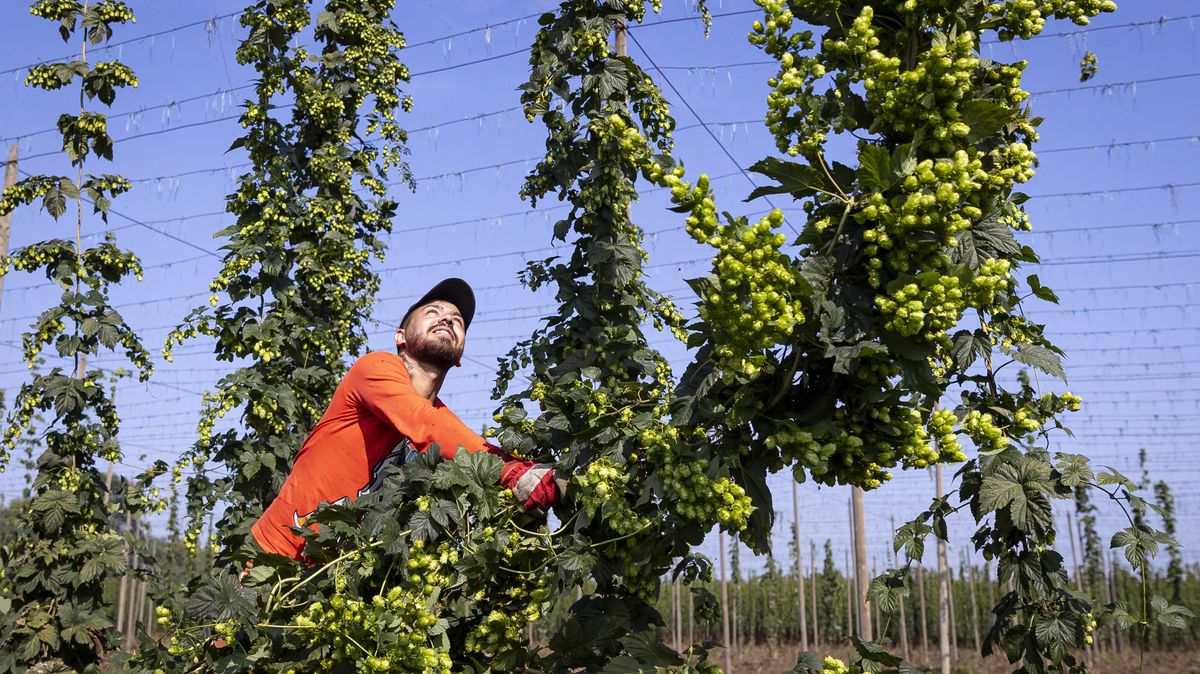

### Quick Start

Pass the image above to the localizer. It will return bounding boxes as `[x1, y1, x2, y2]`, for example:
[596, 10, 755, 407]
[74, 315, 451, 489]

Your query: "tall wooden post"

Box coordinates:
[730, 540, 739, 655]
[674, 574, 683, 651]
[810, 541, 820, 649]
[103, 461, 114, 502]
[948, 565, 958, 660]
[719, 532, 733, 674]
[676, 570, 686, 652]
[936, 465, 951, 674]
[847, 501, 856, 637]
[844, 547, 854, 638]
[852, 487, 872, 640]
[0, 145, 17, 310]
[793, 480, 809, 651]
[985, 559, 996, 605]
[124, 518, 140, 649]
[116, 509, 131, 642]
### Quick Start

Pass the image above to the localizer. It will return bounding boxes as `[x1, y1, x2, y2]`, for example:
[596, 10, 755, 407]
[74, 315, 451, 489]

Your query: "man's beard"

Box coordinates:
[405, 329, 462, 369]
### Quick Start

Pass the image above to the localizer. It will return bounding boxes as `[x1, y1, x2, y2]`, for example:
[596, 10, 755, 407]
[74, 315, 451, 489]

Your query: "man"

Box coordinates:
[251, 278, 561, 560]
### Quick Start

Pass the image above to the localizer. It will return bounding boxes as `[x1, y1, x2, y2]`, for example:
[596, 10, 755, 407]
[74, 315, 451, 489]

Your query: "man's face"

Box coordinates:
[396, 300, 466, 369]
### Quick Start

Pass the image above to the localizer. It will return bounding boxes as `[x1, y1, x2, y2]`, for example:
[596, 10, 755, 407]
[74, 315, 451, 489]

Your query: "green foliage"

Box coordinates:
[140, 0, 740, 669]
[1153, 481, 1183, 604]
[135, 450, 564, 674]
[0, 2, 164, 672]
[162, 0, 413, 560]
[818, 541, 848, 644]
[494, 0, 781, 669]
[643, 0, 1177, 671]
[1078, 51, 1098, 82]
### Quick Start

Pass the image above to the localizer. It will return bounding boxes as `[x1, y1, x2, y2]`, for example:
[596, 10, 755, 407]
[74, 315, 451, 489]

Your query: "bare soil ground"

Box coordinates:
[726, 643, 1200, 673]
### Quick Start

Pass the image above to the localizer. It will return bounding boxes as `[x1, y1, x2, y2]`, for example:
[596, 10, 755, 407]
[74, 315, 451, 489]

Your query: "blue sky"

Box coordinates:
[0, 1, 1198, 576]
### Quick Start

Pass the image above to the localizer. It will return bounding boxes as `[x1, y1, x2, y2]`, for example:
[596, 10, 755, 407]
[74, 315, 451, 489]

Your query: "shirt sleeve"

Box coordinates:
[347, 354, 558, 510]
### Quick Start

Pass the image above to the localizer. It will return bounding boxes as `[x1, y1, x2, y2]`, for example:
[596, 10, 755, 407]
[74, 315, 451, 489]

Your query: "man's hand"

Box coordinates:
[512, 463, 569, 511]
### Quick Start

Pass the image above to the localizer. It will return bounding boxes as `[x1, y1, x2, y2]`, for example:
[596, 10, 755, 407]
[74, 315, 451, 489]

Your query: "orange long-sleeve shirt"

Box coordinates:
[251, 351, 552, 560]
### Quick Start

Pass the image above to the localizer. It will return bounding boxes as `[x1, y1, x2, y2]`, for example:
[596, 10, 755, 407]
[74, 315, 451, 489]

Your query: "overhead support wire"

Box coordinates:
[15, 168, 222, 259]
[0, 9, 244, 78]
[627, 30, 797, 235]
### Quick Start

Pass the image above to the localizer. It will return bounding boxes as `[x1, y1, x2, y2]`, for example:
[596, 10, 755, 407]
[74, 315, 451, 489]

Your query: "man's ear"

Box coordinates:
[394, 328, 406, 352]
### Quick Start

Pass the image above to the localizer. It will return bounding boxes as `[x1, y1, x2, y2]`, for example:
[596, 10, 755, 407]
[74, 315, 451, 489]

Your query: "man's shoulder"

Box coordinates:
[346, 351, 408, 382]
[352, 350, 403, 369]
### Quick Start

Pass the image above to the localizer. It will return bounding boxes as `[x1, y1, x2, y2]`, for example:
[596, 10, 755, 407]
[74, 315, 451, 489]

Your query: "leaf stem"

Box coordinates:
[271, 539, 387, 608]
[824, 195, 857, 255]
[589, 522, 653, 548]
[510, 512, 578, 540]
[815, 150, 849, 202]
[767, 346, 804, 409]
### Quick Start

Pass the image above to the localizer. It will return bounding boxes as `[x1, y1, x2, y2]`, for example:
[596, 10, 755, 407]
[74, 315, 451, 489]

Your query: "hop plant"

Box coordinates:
[0, 2, 162, 672]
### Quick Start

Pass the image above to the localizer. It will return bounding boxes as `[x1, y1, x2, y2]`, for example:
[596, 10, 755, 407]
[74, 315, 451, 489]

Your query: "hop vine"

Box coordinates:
[162, 0, 414, 560]
[0, 2, 165, 671]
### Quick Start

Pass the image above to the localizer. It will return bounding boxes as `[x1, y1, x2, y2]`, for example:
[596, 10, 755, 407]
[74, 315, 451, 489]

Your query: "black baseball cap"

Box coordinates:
[401, 278, 476, 330]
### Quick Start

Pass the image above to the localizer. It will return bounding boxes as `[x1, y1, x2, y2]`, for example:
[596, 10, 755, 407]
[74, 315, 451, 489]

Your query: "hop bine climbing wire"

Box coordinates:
[0, 2, 169, 671]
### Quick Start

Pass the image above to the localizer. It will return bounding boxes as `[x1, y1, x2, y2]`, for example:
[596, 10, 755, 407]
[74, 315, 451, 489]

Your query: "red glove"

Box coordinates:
[506, 462, 566, 511]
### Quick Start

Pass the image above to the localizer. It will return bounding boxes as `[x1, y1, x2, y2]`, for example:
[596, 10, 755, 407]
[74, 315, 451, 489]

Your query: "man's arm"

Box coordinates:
[348, 353, 560, 510]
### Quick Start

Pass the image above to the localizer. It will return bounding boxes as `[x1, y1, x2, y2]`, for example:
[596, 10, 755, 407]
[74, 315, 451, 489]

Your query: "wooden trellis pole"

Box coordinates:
[719, 531, 732, 674]
[793, 481, 809, 651]
[810, 541, 820, 649]
[673, 574, 683, 652]
[0, 145, 17, 310]
[851, 487, 872, 640]
[936, 465, 951, 674]
[116, 509, 131, 642]
[845, 547, 854, 638]
[948, 565, 958, 660]
[985, 559, 995, 605]
[730, 540, 739, 656]
[124, 517, 141, 649]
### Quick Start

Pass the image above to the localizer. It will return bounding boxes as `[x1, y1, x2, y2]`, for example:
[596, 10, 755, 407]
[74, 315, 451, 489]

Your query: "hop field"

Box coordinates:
[1, 0, 1198, 672]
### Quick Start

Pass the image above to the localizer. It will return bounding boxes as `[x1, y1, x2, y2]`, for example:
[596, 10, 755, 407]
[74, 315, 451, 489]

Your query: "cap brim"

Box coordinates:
[402, 277, 476, 330]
